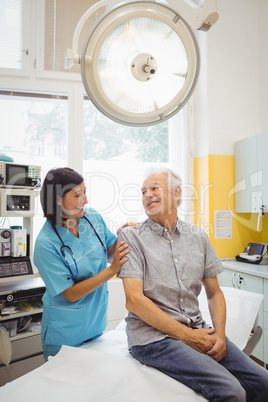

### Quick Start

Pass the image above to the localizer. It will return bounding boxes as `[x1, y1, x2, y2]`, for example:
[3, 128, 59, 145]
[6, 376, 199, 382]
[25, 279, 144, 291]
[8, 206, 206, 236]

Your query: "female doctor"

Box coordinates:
[34, 167, 131, 361]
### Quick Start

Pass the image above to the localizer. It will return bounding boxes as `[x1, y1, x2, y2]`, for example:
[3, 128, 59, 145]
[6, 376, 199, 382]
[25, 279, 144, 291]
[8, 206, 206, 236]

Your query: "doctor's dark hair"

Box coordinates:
[40, 167, 84, 225]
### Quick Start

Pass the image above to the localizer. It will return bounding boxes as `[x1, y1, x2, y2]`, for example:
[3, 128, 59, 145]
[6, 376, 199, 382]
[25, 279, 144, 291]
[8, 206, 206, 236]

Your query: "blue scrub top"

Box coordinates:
[33, 208, 117, 346]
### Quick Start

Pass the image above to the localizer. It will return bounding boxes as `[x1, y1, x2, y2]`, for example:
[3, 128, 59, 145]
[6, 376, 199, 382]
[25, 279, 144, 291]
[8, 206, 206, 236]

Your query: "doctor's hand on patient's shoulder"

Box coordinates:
[109, 241, 129, 276]
[117, 222, 139, 235]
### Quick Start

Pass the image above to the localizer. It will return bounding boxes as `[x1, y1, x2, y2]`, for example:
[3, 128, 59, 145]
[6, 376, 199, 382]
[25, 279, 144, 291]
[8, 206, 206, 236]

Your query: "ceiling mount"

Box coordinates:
[65, 0, 219, 126]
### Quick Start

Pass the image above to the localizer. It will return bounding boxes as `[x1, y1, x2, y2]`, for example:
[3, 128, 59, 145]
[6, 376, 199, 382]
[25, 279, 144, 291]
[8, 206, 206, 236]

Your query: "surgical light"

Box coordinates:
[65, 0, 219, 126]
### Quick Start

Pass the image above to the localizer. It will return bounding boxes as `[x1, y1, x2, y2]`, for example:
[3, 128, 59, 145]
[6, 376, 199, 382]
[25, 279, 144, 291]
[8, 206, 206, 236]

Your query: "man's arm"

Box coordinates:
[107, 240, 117, 263]
[202, 276, 227, 361]
[122, 277, 217, 354]
[108, 223, 139, 263]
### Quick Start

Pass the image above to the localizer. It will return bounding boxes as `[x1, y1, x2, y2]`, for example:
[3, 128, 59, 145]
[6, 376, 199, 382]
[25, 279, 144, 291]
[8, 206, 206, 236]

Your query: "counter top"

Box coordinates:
[221, 260, 268, 279]
[0, 277, 45, 297]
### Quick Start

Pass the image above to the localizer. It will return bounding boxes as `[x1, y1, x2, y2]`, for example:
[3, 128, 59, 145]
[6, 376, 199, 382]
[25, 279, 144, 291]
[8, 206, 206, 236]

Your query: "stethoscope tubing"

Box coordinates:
[52, 215, 107, 280]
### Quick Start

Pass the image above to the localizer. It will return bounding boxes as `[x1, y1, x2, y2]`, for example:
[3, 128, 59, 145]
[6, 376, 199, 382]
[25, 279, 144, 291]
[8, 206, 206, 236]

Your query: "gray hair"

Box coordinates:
[143, 167, 182, 206]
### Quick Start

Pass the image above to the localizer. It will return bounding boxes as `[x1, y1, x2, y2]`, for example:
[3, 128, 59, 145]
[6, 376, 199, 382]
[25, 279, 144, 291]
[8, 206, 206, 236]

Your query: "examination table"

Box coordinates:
[0, 287, 263, 401]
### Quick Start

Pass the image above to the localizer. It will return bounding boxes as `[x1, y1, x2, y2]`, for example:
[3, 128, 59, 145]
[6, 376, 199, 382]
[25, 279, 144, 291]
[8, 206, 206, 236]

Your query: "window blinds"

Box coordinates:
[44, 0, 104, 73]
[0, 0, 22, 69]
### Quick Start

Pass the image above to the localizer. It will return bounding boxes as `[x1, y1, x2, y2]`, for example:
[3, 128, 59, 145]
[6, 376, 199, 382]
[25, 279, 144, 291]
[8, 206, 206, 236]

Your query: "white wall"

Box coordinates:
[192, 0, 268, 157]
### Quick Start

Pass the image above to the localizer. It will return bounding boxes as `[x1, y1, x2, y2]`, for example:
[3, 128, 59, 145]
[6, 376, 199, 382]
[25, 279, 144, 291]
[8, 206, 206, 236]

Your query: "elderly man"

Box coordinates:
[118, 168, 268, 402]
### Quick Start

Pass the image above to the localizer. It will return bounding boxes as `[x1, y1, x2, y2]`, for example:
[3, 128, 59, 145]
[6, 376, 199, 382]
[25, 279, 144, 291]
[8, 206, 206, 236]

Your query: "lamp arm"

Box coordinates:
[65, 0, 115, 69]
[166, 0, 219, 31]
[64, 0, 219, 69]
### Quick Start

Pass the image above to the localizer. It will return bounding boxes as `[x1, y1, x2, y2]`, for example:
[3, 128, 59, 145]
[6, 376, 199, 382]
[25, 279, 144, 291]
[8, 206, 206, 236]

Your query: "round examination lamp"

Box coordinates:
[80, 1, 200, 126]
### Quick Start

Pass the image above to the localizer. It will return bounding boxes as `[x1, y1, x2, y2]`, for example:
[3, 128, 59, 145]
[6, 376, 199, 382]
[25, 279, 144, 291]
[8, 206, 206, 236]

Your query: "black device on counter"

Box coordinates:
[236, 242, 267, 264]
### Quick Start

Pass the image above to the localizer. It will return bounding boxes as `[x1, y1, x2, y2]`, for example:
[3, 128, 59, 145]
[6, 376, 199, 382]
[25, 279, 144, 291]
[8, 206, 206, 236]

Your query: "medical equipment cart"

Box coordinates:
[0, 277, 45, 386]
[0, 188, 45, 386]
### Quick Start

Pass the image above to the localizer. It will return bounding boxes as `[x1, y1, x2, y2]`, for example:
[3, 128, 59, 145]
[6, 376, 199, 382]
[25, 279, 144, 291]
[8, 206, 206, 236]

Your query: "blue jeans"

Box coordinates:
[131, 337, 268, 402]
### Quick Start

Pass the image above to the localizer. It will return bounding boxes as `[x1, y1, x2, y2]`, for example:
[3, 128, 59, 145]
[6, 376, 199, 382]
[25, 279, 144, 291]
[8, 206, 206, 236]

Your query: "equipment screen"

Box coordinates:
[249, 244, 260, 255]
[7, 165, 27, 186]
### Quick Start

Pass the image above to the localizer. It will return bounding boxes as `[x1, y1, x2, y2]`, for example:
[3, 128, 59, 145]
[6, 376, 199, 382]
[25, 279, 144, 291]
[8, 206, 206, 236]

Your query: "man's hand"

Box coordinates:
[202, 276, 227, 362]
[181, 327, 217, 354]
[182, 327, 226, 362]
[206, 333, 227, 362]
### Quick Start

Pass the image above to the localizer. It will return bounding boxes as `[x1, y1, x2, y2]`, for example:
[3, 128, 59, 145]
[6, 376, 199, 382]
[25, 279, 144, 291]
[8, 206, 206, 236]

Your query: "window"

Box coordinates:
[0, 0, 30, 75]
[0, 90, 68, 236]
[0, 91, 67, 168]
[83, 99, 170, 230]
[0, 0, 193, 261]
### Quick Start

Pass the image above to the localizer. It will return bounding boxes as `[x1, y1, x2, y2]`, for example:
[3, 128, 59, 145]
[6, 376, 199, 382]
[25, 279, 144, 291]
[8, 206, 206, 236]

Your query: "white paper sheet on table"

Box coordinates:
[198, 286, 263, 350]
[0, 286, 263, 401]
[0, 335, 207, 402]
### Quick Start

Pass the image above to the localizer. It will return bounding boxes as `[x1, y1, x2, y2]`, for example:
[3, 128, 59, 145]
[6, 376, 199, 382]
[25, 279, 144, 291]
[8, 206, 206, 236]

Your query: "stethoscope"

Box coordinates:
[52, 216, 107, 280]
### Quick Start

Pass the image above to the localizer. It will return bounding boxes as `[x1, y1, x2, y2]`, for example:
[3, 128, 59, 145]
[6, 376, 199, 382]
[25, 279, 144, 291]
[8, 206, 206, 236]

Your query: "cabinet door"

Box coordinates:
[217, 269, 234, 287]
[264, 280, 268, 363]
[234, 136, 258, 213]
[264, 279, 268, 313]
[264, 328, 268, 365]
[0, 354, 44, 387]
[218, 269, 264, 361]
[11, 334, 43, 361]
[218, 269, 263, 295]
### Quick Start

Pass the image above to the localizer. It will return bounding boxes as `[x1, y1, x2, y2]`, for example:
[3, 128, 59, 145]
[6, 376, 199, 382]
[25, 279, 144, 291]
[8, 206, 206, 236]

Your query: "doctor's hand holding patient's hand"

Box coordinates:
[109, 241, 129, 276]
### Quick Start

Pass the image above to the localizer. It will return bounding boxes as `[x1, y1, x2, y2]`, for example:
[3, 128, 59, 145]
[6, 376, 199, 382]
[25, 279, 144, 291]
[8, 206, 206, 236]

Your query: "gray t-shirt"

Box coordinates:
[117, 218, 224, 349]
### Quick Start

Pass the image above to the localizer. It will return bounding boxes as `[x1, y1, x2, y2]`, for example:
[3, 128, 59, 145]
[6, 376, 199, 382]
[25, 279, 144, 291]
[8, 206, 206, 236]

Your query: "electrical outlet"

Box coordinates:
[251, 191, 262, 213]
